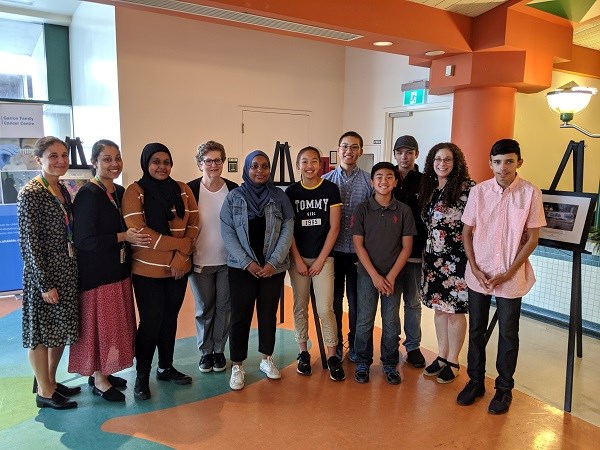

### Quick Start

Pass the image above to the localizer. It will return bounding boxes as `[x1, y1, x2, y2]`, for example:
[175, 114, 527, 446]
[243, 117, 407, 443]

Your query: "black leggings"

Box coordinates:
[228, 267, 285, 362]
[132, 274, 188, 374]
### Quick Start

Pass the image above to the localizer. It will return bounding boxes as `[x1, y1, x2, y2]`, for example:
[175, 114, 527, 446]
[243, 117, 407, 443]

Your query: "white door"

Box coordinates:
[242, 109, 310, 184]
[388, 106, 452, 169]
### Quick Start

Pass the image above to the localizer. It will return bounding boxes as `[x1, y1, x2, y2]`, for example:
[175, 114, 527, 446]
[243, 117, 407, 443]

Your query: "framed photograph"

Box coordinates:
[539, 190, 597, 251]
[329, 151, 337, 165]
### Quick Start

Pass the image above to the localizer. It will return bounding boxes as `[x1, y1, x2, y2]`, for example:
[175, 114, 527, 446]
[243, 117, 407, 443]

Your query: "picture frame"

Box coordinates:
[539, 190, 598, 251]
[329, 150, 337, 165]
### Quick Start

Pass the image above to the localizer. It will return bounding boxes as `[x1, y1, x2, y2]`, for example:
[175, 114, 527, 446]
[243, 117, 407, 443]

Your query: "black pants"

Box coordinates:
[333, 251, 358, 351]
[132, 274, 189, 375]
[466, 289, 522, 390]
[228, 267, 285, 362]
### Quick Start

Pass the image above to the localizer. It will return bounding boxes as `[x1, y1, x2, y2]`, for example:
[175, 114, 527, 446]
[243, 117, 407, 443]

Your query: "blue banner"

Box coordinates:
[0, 204, 22, 293]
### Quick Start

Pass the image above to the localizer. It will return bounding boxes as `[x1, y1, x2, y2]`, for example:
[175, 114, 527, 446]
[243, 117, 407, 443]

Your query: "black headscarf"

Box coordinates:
[137, 143, 184, 235]
[237, 150, 294, 220]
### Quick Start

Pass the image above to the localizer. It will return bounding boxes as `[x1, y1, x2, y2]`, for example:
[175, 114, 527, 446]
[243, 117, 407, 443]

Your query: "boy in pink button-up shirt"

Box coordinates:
[456, 139, 546, 415]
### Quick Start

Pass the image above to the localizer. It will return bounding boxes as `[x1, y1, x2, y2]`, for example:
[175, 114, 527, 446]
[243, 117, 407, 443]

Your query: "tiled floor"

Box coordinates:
[1, 284, 599, 449]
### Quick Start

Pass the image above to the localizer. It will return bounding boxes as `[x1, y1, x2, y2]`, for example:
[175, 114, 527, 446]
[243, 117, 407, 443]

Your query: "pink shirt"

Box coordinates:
[461, 175, 546, 298]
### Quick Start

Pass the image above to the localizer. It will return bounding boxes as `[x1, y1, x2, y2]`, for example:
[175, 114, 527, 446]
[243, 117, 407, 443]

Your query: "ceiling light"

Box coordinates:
[425, 50, 445, 56]
[373, 41, 393, 47]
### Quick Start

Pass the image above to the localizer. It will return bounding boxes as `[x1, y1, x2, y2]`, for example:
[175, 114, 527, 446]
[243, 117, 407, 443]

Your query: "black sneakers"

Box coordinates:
[327, 356, 345, 381]
[355, 363, 370, 383]
[456, 380, 485, 406]
[156, 366, 192, 385]
[297, 351, 312, 376]
[383, 365, 401, 385]
[199, 354, 214, 373]
[488, 389, 512, 414]
[405, 349, 426, 368]
[213, 353, 227, 372]
[134, 374, 151, 400]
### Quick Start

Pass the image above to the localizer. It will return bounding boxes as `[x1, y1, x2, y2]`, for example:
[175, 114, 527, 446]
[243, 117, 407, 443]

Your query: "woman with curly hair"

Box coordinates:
[419, 143, 475, 384]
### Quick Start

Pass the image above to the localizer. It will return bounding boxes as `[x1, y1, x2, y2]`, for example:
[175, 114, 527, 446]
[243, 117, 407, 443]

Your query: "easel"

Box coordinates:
[65, 136, 88, 168]
[271, 141, 328, 369]
[271, 141, 295, 186]
[548, 140, 588, 412]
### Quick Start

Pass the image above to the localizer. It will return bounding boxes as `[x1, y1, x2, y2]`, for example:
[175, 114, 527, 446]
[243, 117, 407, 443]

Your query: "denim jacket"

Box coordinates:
[220, 189, 293, 273]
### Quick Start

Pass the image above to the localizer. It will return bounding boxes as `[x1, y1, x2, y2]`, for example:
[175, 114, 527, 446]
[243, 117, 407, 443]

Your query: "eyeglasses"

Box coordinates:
[202, 158, 223, 166]
[434, 157, 453, 164]
[339, 144, 361, 152]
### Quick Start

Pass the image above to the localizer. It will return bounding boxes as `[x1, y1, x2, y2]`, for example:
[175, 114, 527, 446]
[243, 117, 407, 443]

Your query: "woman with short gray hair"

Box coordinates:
[187, 140, 238, 373]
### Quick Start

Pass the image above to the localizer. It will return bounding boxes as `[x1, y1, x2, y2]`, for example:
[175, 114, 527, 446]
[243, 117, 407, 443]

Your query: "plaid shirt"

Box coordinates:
[322, 165, 372, 253]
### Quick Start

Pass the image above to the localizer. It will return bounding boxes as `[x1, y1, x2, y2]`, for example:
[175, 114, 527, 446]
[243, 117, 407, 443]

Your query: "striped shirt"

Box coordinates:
[122, 181, 199, 278]
[322, 165, 372, 253]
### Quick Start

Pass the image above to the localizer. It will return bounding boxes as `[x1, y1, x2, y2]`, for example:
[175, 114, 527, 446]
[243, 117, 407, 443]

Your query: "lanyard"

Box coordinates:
[36, 175, 73, 242]
[93, 176, 126, 231]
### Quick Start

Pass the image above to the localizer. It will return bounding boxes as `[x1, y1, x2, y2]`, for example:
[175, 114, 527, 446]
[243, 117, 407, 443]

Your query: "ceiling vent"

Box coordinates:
[114, 0, 363, 41]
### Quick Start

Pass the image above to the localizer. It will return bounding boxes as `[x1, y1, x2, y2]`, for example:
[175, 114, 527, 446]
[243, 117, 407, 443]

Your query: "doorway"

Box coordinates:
[241, 108, 310, 183]
[385, 104, 452, 169]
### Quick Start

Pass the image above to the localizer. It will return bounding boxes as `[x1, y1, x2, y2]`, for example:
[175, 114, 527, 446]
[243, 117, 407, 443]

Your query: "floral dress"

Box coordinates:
[17, 179, 79, 348]
[420, 180, 475, 313]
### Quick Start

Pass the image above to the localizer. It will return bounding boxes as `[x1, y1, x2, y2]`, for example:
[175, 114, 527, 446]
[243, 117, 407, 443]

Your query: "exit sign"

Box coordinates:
[403, 89, 427, 106]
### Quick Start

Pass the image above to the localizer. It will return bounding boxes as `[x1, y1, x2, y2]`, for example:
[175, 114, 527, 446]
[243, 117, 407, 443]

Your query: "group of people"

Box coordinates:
[17, 131, 545, 416]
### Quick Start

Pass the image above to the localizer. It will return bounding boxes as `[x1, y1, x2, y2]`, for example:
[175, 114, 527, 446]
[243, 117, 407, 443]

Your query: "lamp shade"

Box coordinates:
[546, 83, 597, 122]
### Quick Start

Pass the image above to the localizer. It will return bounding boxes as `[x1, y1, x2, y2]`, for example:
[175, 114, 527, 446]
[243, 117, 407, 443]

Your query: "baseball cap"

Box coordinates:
[393, 135, 418, 151]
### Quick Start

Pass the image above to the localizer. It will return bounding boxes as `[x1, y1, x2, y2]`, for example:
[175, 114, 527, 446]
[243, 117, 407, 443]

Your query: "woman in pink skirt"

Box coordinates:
[69, 139, 150, 402]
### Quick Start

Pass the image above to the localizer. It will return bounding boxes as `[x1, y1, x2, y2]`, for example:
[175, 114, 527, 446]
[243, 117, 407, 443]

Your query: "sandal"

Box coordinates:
[423, 357, 447, 377]
[437, 361, 460, 384]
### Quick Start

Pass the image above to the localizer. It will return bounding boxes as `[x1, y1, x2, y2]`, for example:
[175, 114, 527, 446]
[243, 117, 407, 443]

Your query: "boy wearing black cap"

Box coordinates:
[391, 135, 426, 369]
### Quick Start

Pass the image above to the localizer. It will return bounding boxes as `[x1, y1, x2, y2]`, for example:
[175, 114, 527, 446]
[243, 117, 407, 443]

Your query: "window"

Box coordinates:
[0, 19, 49, 101]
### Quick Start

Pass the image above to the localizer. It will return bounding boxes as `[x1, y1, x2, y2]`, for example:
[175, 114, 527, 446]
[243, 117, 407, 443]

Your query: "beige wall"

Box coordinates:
[342, 47, 453, 162]
[515, 72, 600, 193]
[114, 8, 345, 185]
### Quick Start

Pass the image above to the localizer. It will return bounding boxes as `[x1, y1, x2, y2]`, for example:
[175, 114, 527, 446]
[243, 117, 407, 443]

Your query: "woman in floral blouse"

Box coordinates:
[419, 143, 475, 385]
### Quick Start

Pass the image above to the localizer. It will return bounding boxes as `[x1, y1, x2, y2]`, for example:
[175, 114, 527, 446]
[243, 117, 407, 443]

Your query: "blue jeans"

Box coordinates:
[396, 262, 422, 352]
[354, 273, 401, 366]
[466, 289, 522, 390]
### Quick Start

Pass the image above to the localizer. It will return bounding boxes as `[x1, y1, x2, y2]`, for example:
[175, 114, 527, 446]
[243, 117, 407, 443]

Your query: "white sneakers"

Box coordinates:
[229, 364, 245, 390]
[230, 356, 281, 391]
[259, 356, 281, 379]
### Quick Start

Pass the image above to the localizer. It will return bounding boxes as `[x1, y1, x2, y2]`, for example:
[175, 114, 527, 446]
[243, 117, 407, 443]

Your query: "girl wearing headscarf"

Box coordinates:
[122, 142, 199, 400]
[220, 150, 294, 391]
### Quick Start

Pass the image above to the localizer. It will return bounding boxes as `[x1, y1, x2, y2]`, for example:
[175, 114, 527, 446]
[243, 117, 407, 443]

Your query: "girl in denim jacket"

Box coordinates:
[220, 150, 294, 390]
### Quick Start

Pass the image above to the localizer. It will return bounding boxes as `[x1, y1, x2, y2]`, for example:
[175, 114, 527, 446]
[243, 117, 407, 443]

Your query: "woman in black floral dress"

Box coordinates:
[419, 143, 475, 385]
[17, 136, 80, 410]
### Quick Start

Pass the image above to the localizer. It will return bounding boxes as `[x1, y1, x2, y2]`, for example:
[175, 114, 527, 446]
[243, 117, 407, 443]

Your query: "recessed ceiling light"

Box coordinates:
[425, 50, 445, 56]
[373, 41, 393, 47]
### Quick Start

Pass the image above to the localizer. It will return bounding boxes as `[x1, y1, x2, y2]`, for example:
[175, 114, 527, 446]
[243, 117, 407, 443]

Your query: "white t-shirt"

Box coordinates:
[193, 182, 229, 268]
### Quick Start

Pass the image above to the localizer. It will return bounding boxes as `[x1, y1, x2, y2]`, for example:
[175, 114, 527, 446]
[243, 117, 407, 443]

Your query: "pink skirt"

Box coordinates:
[69, 278, 136, 376]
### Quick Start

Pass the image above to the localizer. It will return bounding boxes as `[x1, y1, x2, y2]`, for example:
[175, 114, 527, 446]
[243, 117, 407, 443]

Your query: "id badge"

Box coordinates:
[67, 241, 75, 258]
[425, 238, 432, 253]
[120, 246, 126, 264]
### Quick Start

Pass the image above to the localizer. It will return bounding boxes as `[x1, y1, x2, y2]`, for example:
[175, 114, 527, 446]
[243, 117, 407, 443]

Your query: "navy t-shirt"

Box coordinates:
[286, 179, 342, 258]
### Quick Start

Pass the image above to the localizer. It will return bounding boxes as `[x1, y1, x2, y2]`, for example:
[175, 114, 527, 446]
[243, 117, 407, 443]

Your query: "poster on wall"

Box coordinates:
[0, 103, 44, 294]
